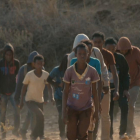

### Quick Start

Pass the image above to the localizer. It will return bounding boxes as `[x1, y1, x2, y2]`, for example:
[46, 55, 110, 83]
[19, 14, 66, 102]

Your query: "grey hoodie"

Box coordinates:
[14, 51, 48, 104]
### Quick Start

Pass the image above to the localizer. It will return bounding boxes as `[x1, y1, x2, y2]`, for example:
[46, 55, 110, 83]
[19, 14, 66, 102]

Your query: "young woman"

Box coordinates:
[47, 54, 68, 140]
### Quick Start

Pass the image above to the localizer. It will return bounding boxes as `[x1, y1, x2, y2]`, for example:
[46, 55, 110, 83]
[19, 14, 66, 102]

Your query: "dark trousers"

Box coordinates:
[55, 99, 65, 137]
[67, 107, 93, 140]
[26, 101, 44, 138]
[109, 90, 128, 136]
[20, 107, 36, 134]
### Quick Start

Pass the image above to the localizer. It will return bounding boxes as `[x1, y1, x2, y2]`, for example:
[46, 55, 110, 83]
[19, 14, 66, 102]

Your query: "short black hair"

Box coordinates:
[33, 55, 44, 62]
[74, 43, 88, 54]
[92, 31, 105, 40]
[105, 37, 117, 46]
[81, 39, 93, 47]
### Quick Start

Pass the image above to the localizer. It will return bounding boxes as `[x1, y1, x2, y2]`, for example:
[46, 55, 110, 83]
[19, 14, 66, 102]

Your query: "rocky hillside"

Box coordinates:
[0, 0, 140, 70]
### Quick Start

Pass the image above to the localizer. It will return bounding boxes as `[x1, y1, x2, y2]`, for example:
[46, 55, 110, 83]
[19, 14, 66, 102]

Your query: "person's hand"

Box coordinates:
[19, 102, 24, 110]
[103, 86, 109, 94]
[17, 104, 20, 108]
[113, 91, 119, 101]
[62, 112, 69, 124]
[93, 111, 99, 123]
[123, 90, 130, 102]
[59, 82, 64, 88]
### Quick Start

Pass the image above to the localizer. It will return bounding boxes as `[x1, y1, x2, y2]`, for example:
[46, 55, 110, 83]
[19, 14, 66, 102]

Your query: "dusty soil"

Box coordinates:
[1, 94, 140, 140]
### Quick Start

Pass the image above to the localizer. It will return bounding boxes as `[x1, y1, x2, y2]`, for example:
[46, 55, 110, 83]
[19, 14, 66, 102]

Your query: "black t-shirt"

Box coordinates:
[109, 53, 130, 92]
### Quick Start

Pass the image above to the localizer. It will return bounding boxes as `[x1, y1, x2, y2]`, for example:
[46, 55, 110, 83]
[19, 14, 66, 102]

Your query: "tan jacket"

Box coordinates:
[67, 47, 109, 86]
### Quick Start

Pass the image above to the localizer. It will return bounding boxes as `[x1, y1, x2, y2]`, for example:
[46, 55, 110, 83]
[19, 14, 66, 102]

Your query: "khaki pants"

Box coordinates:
[101, 92, 111, 140]
[127, 86, 140, 135]
[92, 92, 110, 140]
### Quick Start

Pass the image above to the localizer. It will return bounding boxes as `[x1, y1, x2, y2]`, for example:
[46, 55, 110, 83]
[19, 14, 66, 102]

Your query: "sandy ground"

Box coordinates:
[1, 95, 140, 140]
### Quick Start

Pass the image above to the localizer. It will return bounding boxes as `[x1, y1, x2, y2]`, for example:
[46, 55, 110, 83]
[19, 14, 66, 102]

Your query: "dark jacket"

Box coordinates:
[0, 44, 20, 95]
[109, 52, 130, 93]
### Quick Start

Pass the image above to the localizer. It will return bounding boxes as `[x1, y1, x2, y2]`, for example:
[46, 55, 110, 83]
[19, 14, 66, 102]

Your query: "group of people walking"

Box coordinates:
[0, 31, 140, 140]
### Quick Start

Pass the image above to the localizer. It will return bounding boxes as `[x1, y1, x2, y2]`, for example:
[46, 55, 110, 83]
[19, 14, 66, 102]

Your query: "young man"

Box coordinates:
[15, 51, 47, 139]
[0, 43, 20, 139]
[92, 32, 119, 140]
[63, 43, 100, 140]
[47, 54, 68, 140]
[19, 55, 54, 140]
[105, 37, 130, 139]
[70, 40, 102, 140]
[117, 37, 140, 138]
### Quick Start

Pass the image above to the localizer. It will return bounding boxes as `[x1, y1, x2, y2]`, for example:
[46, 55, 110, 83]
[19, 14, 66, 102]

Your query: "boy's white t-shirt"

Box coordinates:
[23, 70, 49, 103]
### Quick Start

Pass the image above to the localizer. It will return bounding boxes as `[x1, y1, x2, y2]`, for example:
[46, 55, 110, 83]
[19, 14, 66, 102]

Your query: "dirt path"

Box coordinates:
[2, 95, 140, 140]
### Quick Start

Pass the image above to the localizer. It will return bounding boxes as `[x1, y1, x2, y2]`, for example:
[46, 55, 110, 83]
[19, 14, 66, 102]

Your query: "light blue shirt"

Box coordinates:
[70, 57, 101, 75]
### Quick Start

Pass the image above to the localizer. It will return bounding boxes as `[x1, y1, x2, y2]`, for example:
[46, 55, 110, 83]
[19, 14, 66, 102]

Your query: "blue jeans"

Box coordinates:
[0, 93, 20, 136]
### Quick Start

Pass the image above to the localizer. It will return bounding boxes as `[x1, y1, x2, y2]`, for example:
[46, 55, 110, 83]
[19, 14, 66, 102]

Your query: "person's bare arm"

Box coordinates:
[98, 74, 102, 101]
[62, 83, 70, 124]
[98, 75, 102, 112]
[46, 83, 54, 104]
[92, 82, 99, 121]
[19, 84, 28, 109]
[110, 65, 119, 100]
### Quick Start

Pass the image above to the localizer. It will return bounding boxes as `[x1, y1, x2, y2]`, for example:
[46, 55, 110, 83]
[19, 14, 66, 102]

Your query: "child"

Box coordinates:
[15, 51, 49, 139]
[0, 43, 20, 139]
[70, 40, 102, 140]
[47, 54, 68, 140]
[20, 55, 54, 140]
[63, 43, 100, 140]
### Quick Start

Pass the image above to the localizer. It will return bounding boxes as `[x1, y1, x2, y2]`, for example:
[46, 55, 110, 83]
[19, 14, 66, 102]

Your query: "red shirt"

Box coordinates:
[101, 48, 116, 69]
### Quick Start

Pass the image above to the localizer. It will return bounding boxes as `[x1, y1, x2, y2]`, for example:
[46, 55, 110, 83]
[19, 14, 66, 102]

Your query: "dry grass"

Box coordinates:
[0, 0, 140, 70]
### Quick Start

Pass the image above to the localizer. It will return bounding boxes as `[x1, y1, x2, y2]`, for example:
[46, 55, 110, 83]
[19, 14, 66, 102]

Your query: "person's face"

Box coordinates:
[31, 62, 35, 68]
[87, 44, 92, 58]
[105, 44, 116, 53]
[92, 37, 104, 50]
[120, 50, 129, 55]
[76, 48, 88, 63]
[5, 51, 13, 62]
[34, 60, 44, 70]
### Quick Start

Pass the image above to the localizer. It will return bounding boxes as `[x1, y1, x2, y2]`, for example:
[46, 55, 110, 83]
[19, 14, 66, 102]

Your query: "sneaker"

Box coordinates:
[61, 136, 66, 140]
[128, 134, 137, 139]
[12, 129, 20, 137]
[19, 129, 27, 139]
[40, 135, 47, 140]
[30, 135, 38, 140]
[119, 135, 129, 140]
[110, 135, 113, 140]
